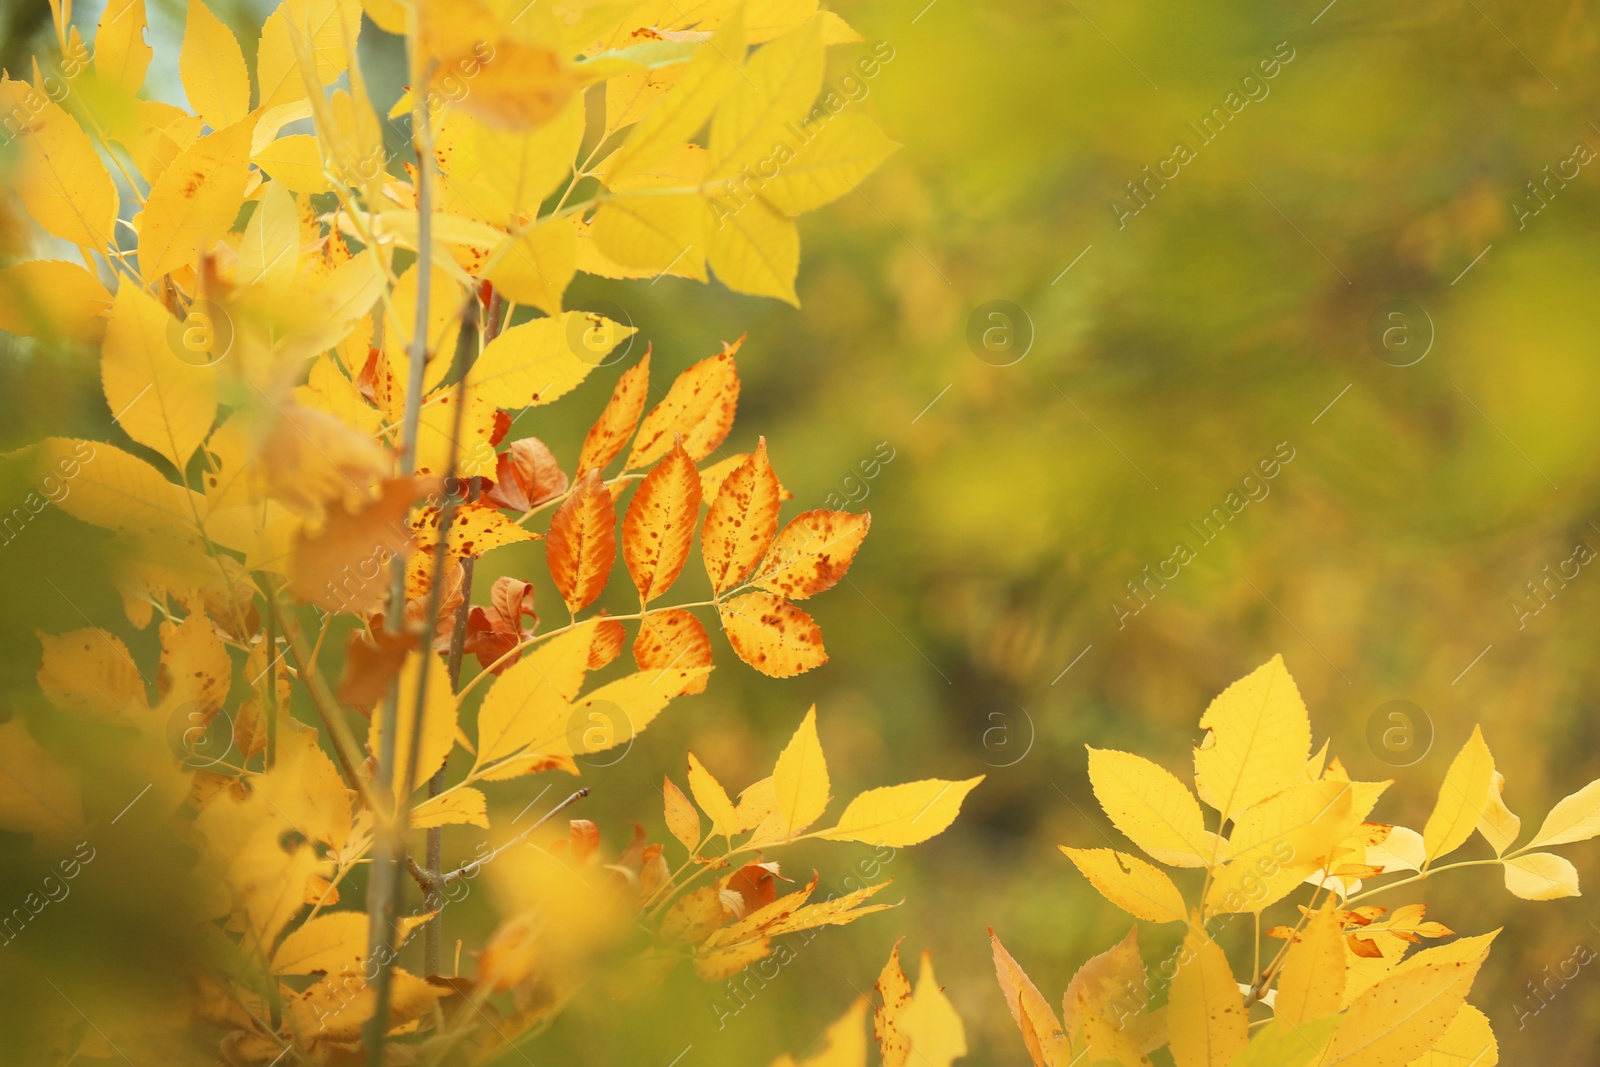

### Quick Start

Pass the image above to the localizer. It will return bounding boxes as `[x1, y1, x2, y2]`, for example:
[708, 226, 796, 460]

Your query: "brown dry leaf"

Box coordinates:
[289, 477, 429, 613]
[754, 509, 871, 600]
[462, 576, 538, 672]
[701, 438, 782, 594]
[719, 591, 826, 677]
[634, 609, 713, 695]
[338, 625, 418, 713]
[623, 439, 703, 602]
[578, 348, 651, 475]
[624, 338, 742, 470]
[483, 437, 569, 511]
[546, 469, 617, 613]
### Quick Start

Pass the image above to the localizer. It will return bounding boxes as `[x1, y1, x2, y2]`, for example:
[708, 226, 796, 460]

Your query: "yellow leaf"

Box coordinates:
[1529, 775, 1600, 847]
[0, 83, 119, 250]
[662, 885, 726, 946]
[566, 667, 712, 759]
[634, 608, 713, 695]
[773, 705, 829, 838]
[1192, 654, 1312, 823]
[1060, 846, 1186, 924]
[157, 608, 231, 717]
[877, 940, 914, 1067]
[1231, 1017, 1341, 1067]
[664, 774, 702, 852]
[181, 1, 250, 130]
[1085, 746, 1212, 868]
[0, 260, 113, 342]
[1276, 906, 1346, 1025]
[707, 15, 823, 181]
[606, 8, 746, 183]
[1206, 779, 1360, 914]
[450, 96, 586, 227]
[101, 284, 218, 472]
[1422, 725, 1494, 864]
[762, 879, 893, 936]
[0, 718, 86, 849]
[718, 590, 827, 677]
[592, 193, 710, 278]
[94, 0, 152, 97]
[898, 952, 967, 1067]
[15, 438, 201, 538]
[139, 120, 254, 278]
[36, 628, 146, 717]
[257, 0, 361, 111]
[758, 111, 898, 214]
[1323, 955, 1484, 1067]
[1167, 923, 1247, 1067]
[238, 180, 299, 292]
[475, 624, 593, 768]
[368, 653, 459, 796]
[606, 64, 683, 136]
[1366, 825, 1425, 875]
[411, 787, 490, 829]
[699, 449, 793, 503]
[754, 508, 870, 600]
[626, 341, 742, 469]
[1476, 770, 1520, 855]
[1060, 925, 1151, 1066]
[474, 311, 623, 412]
[623, 440, 702, 601]
[709, 195, 800, 304]
[1503, 852, 1580, 899]
[485, 215, 577, 316]
[252, 134, 332, 194]
[786, 997, 868, 1067]
[688, 751, 740, 837]
[817, 776, 981, 847]
[1406, 1004, 1497, 1067]
[701, 437, 781, 593]
[990, 931, 1067, 1067]
[271, 911, 367, 975]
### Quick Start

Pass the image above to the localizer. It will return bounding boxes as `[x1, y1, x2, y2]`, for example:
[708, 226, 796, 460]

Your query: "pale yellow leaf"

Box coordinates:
[566, 667, 712, 759]
[1503, 852, 1579, 899]
[899, 952, 967, 1067]
[257, 0, 362, 111]
[1530, 776, 1600, 847]
[411, 787, 489, 829]
[1475, 771, 1520, 856]
[665, 774, 702, 852]
[706, 15, 824, 181]
[0, 260, 113, 342]
[1231, 1017, 1341, 1067]
[1322, 955, 1484, 1067]
[272, 911, 367, 975]
[252, 134, 333, 194]
[485, 216, 578, 316]
[1405, 1004, 1497, 1067]
[0, 84, 119, 250]
[367, 653, 459, 796]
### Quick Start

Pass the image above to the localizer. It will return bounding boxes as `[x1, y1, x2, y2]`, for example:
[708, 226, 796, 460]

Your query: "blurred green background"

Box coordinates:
[6, 0, 1600, 1063]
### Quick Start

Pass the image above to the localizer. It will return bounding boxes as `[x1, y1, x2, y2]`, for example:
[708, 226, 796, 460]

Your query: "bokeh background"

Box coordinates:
[5, 0, 1600, 1063]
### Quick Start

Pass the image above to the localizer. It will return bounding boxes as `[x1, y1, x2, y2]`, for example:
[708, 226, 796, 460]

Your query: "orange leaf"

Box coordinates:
[634, 608, 713, 694]
[623, 440, 702, 601]
[546, 469, 617, 612]
[623, 338, 741, 469]
[589, 614, 627, 669]
[718, 591, 826, 677]
[700, 437, 781, 594]
[754, 509, 870, 600]
[578, 347, 652, 475]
